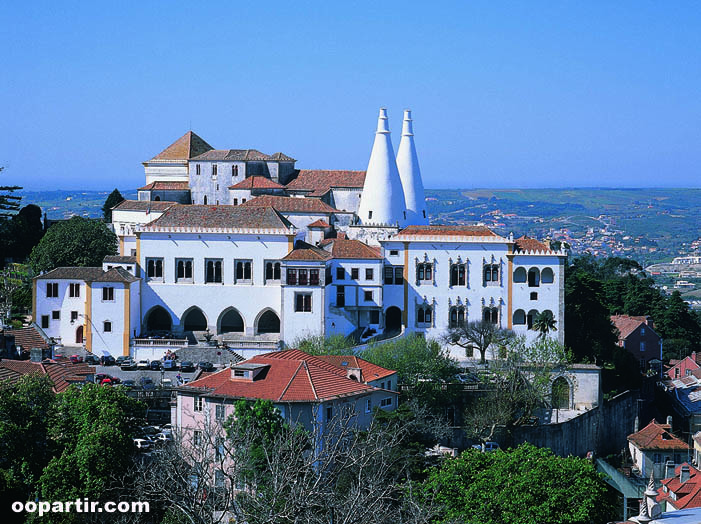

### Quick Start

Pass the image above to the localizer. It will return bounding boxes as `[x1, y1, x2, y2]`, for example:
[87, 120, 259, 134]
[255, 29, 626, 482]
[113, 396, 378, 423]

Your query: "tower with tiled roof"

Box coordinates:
[396, 110, 429, 225]
[356, 108, 407, 228]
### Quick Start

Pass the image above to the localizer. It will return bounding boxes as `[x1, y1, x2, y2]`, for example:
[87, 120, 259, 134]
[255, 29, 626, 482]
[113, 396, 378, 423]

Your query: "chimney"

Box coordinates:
[681, 465, 691, 484]
[667, 415, 673, 428]
[646, 316, 654, 329]
[634, 416, 639, 433]
[30, 347, 43, 363]
[665, 461, 675, 479]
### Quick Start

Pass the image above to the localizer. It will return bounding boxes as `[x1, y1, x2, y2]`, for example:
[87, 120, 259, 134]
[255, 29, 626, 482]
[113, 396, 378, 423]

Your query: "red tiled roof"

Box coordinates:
[4, 325, 49, 350]
[285, 170, 366, 197]
[150, 131, 213, 161]
[192, 149, 291, 162]
[307, 219, 331, 228]
[238, 195, 339, 214]
[182, 349, 384, 402]
[658, 463, 701, 510]
[140, 204, 294, 231]
[113, 200, 177, 212]
[513, 235, 554, 253]
[228, 176, 285, 190]
[396, 225, 497, 238]
[323, 238, 382, 260]
[628, 420, 690, 451]
[282, 247, 331, 261]
[138, 181, 190, 191]
[611, 315, 653, 341]
[0, 359, 95, 393]
[315, 355, 396, 381]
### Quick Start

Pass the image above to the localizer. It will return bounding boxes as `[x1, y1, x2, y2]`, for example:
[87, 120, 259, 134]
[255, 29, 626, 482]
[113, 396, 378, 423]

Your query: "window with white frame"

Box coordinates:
[103, 321, 112, 332]
[417, 305, 432, 326]
[146, 258, 164, 280]
[380, 397, 393, 407]
[102, 287, 114, 301]
[205, 259, 223, 283]
[176, 258, 193, 282]
[417, 262, 433, 282]
[69, 283, 80, 297]
[365, 398, 372, 413]
[449, 306, 465, 328]
[384, 266, 403, 285]
[215, 403, 226, 421]
[265, 261, 281, 282]
[194, 396, 203, 412]
[235, 260, 252, 283]
[46, 282, 58, 298]
[194, 430, 202, 446]
[295, 293, 312, 312]
[450, 263, 466, 286]
[483, 264, 499, 285]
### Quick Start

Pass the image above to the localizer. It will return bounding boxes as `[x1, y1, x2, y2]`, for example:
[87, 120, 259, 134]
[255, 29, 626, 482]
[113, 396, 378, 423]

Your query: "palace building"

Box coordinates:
[33, 109, 566, 360]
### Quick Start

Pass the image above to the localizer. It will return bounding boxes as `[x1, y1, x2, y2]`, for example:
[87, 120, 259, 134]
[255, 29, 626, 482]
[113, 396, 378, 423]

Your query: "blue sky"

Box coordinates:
[2, 1, 700, 190]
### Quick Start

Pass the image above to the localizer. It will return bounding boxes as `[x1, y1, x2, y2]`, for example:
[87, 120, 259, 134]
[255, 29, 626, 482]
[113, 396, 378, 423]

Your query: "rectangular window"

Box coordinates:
[370, 310, 380, 324]
[194, 396, 203, 412]
[46, 282, 59, 298]
[193, 430, 202, 446]
[265, 261, 281, 282]
[364, 290, 373, 302]
[366, 268, 374, 280]
[71, 311, 78, 322]
[212, 164, 218, 176]
[389, 249, 399, 256]
[233, 198, 238, 205]
[215, 404, 226, 421]
[205, 259, 223, 283]
[102, 287, 114, 301]
[176, 258, 193, 281]
[41, 315, 49, 329]
[196, 164, 201, 175]
[336, 285, 345, 307]
[380, 397, 393, 407]
[287, 268, 297, 285]
[351, 268, 359, 280]
[640, 341, 646, 352]
[417, 263, 433, 282]
[69, 283, 80, 297]
[234, 260, 252, 283]
[146, 258, 164, 280]
[103, 321, 112, 332]
[336, 267, 345, 280]
[326, 406, 333, 420]
[384, 266, 404, 285]
[295, 293, 312, 312]
[51, 310, 60, 320]
[365, 399, 372, 413]
[450, 264, 466, 286]
[232, 165, 238, 177]
[310, 269, 319, 285]
[298, 269, 308, 285]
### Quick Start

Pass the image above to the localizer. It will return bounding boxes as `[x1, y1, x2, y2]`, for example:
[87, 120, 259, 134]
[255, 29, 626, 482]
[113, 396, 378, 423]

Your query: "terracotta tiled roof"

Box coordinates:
[307, 219, 331, 228]
[112, 200, 177, 212]
[282, 241, 331, 261]
[513, 235, 555, 253]
[150, 131, 213, 161]
[140, 205, 294, 232]
[35, 267, 106, 281]
[191, 149, 285, 161]
[285, 170, 366, 197]
[238, 195, 340, 214]
[658, 463, 701, 510]
[182, 350, 384, 402]
[0, 359, 95, 393]
[93, 267, 139, 283]
[396, 225, 497, 237]
[270, 152, 296, 161]
[322, 238, 382, 260]
[628, 420, 690, 451]
[138, 181, 190, 191]
[4, 325, 50, 350]
[103, 255, 137, 264]
[315, 355, 396, 381]
[228, 176, 285, 190]
[611, 315, 654, 341]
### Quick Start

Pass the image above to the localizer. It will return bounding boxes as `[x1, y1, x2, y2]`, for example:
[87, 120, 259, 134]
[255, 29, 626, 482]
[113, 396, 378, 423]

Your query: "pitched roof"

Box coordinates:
[150, 131, 213, 161]
[35, 267, 105, 281]
[628, 420, 690, 451]
[103, 255, 137, 264]
[181, 349, 387, 402]
[611, 315, 655, 341]
[238, 195, 340, 214]
[0, 359, 95, 393]
[112, 200, 176, 212]
[3, 325, 50, 350]
[658, 463, 701, 510]
[270, 152, 296, 161]
[93, 267, 139, 283]
[228, 176, 285, 190]
[322, 238, 382, 260]
[395, 225, 497, 239]
[285, 170, 366, 197]
[139, 204, 294, 232]
[315, 355, 396, 381]
[138, 181, 190, 191]
[282, 242, 332, 261]
[191, 149, 280, 161]
[307, 219, 331, 228]
[513, 235, 555, 253]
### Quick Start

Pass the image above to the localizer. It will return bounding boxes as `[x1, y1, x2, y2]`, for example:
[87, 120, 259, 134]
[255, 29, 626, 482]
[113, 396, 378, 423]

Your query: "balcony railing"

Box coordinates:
[132, 338, 188, 348]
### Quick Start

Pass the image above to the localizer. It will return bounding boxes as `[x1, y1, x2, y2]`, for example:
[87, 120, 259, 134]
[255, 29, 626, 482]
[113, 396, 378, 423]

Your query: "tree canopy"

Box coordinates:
[422, 443, 616, 524]
[29, 216, 118, 274]
[0, 166, 21, 219]
[444, 320, 514, 364]
[102, 188, 125, 222]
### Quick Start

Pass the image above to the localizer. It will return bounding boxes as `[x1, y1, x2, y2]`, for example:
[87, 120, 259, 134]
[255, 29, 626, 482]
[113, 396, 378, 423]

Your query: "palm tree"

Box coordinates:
[531, 310, 557, 338]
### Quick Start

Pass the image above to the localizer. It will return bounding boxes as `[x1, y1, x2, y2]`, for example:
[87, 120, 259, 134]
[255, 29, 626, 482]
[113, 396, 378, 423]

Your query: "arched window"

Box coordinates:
[552, 377, 570, 410]
[450, 263, 466, 286]
[274, 262, 281, 280]
[528, 268, 540, 287]
[483, 307, 498, 324]
[417, 308, 425, 323]
[154, 196, 161, 201]
[513, 309, 526, 325]
[203, 195, 208, 205]
[257, 310, 280, 334]
[266, 262, 273, 280]
[417, 305, 433, 326]
[541, 267, 554, 284]
[449, 306, 465, 328]
[526, 309, 538, 329]
[483, 264, 499, 285]
[232, 165, 238, 177]
[513, 267, 527, 283]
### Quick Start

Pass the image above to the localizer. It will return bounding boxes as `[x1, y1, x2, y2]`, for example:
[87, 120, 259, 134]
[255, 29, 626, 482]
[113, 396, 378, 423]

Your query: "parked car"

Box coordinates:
[139, 377, 155, 390]
[179, 361, 195, 372]
[161, 378, 173, 387]
[163, 359, 177, 371]
[101, 355, 116, 366]
[198, 361, 214, 372]
[109, 376, 121, 384]
[154, 432, 173, 444]
[133, 438, 152, 451]
[120, 358, 137, 370]
[136, 360, 150, 370]
[84, 354, 100, 365]
[69, 354, 83, 364]
[100, 378, 113, 386]
[95, 373, 111, 383]
[472, 442, 500, 452]
[121, 379, 137, 388]
[149, 360, 162, 371]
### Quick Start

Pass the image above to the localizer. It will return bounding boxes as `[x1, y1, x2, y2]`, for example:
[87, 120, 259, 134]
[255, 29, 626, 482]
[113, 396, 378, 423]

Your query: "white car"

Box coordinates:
[133, 438, 152, 451]
[136, 360, 150, 370]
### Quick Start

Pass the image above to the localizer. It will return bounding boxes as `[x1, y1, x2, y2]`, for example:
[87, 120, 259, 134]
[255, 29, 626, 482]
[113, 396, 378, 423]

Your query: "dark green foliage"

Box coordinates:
[0, 166, 21, 219]
[0, 204, 44, 268]
[295, 333, 355, 355]
[102, 188, 125, 222]
[422, 443, 617, 524]
[29, 216, 117, 273]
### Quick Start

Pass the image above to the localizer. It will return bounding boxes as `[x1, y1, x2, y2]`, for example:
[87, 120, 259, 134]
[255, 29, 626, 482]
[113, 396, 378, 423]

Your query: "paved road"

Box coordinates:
[91, 365, 204, 385]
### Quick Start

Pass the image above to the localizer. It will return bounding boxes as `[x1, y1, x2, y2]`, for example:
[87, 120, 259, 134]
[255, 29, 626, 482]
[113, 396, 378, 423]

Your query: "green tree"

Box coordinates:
[422, 443, 617, 524]
[39, 384, 145, 501]
[102, 188, 125, 222]
[444, 320, 514, 364]
[0, 204, 44, 268]
[0, 166, 21, 219]
[29, 216, 117, 274]
[295, 333, 355, 355]
[531, 310, 557, 338]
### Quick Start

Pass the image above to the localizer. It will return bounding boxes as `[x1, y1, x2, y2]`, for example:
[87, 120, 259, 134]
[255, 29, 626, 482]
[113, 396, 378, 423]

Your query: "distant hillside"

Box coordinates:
[17, 190, 138, 220]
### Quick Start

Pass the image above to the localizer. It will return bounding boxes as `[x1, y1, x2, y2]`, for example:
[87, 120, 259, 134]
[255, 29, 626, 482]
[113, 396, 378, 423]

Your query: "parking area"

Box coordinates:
[91, 365, 203, 386]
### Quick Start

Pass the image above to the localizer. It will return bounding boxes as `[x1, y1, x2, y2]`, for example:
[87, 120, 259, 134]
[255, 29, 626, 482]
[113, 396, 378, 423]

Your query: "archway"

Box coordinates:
[551, 376, 570, 410]
[182, 307, 207, 331]
[75, 325, 84, 344]
[541, 267, 554, 284]
[146, 306, 172, 332]
[154, 196, 161, 201]
[513, 309, 526, 325]
[513, 267, 527, 283]
[385, 306, 402, 334]
[528, 268, 540, 287]
[526, 309, 539, 329]
[219, 308, 245, 334]
[256, 310, 280, 334]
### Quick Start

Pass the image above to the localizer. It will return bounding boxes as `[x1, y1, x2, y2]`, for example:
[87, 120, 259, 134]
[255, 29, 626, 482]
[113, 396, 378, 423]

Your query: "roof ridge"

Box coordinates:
[278, 360, 306, 401]
[302, 361, 318, 400]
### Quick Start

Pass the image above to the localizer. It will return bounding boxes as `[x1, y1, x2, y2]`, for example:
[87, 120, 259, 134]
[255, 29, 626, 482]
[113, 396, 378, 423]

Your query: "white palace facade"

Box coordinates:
[33, 109, 567, 360]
